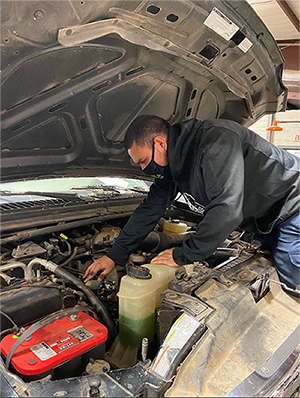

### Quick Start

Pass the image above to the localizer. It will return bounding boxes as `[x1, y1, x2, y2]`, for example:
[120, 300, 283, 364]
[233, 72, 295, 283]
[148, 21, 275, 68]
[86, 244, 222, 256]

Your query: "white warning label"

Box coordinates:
[151, 313, 201, 379]
[204, 7, 239, 41]
[238, 37, 253, 53]
[30, 342, 57, 361]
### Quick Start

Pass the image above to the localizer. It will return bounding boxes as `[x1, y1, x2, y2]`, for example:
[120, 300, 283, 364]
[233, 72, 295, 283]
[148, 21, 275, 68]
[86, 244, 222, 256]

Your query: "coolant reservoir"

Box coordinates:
[147, 263, 179, 310]
[118, 264, 178, 348]
[163, 219, 187, 234]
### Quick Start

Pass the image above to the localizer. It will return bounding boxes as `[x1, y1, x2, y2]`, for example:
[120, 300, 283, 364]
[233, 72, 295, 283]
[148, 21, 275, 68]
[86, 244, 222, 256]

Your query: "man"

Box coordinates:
[84, 115, 299, 296]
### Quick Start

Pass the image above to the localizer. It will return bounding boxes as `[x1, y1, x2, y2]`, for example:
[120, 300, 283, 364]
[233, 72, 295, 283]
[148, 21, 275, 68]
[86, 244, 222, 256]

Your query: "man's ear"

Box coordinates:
[154, 136, 168, 151]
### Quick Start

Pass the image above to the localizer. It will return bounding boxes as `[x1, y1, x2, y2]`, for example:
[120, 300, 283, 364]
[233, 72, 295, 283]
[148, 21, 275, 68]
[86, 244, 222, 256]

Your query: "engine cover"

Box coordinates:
[1, 311, 107, 381]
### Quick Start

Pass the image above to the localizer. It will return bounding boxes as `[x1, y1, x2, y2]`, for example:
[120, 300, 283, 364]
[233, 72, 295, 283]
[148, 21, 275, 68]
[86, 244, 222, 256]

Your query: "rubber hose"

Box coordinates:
[138, 230, 192, 253]
[51, 266, 117, 346]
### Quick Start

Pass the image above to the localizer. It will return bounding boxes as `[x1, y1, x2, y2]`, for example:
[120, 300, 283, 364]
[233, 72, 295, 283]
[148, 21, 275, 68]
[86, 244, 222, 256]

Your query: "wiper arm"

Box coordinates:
[71, 185, 120, 193]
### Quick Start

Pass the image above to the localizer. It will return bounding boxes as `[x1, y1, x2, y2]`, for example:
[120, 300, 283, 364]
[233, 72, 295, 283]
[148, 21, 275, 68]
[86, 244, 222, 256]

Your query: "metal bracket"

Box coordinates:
[169, 263, 232, 295]
[161, 290, 212, 319]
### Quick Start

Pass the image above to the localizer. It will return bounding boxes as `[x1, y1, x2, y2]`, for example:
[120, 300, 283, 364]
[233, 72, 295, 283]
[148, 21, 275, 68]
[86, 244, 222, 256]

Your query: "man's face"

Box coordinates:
[128, 141, 153, 170]
[128, 137, 168, 170]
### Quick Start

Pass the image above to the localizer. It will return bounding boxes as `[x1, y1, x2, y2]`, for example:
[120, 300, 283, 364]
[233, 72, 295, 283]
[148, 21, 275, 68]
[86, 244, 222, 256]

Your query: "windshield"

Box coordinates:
[0, 177, 150, 203]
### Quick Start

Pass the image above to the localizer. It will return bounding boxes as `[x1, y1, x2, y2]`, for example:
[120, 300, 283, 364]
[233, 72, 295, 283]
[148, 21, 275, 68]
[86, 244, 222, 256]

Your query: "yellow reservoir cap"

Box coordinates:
[163, 219, 187, 234]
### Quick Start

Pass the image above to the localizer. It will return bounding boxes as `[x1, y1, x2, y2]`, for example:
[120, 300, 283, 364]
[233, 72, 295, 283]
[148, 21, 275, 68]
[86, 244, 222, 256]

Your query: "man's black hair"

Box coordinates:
[124, 115, 169, 150]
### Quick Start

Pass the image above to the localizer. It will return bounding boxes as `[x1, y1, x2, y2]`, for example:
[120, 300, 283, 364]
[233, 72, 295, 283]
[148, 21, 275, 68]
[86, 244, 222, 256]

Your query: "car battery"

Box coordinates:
[0, 311, 108, 381]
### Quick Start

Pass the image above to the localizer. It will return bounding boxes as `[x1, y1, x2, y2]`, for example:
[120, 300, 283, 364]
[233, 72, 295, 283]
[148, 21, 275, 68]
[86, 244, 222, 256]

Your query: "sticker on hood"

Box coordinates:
[204, 7, 239, 41]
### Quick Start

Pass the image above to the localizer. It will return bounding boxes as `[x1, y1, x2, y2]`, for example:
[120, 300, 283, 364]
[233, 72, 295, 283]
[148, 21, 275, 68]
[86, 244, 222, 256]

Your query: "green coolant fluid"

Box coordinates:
[119, 313, 156, 348]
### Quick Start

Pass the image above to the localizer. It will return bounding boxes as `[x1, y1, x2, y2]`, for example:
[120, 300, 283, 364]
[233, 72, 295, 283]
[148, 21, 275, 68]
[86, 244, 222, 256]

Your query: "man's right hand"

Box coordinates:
[83, 255, 115, 283]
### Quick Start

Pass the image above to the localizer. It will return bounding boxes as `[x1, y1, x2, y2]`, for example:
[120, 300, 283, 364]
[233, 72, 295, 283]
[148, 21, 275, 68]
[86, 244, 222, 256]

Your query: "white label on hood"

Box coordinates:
[204, 7, 239, 41]
[239, 37, 253, 53]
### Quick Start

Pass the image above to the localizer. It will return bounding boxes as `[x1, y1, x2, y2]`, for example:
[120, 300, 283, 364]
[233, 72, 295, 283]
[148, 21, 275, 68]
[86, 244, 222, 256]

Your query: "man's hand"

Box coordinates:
[150, 248, 179, 267]
[83, 255, 115, 283]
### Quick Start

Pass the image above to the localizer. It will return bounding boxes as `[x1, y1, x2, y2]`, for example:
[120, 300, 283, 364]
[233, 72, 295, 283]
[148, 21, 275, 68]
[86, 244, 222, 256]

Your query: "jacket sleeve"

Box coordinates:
[173, 127, 245, 265]
[107, 177, 173, 266]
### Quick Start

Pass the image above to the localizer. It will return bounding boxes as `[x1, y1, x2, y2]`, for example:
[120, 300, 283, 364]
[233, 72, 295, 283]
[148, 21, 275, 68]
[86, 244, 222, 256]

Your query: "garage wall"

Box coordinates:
[249, 110, 300, 152]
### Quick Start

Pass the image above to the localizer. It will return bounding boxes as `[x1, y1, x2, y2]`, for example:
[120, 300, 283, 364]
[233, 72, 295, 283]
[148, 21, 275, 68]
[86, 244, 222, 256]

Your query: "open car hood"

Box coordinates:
[1, 0, 287, 182]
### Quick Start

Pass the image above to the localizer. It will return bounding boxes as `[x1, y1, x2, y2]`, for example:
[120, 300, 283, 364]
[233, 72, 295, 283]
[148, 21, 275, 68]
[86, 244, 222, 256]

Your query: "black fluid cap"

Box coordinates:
[128, 265, 152, 280]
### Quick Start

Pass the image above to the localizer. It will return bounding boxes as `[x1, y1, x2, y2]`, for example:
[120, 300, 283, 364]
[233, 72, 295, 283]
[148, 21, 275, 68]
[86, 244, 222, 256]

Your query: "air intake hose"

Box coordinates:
[138, 230, 192, 253]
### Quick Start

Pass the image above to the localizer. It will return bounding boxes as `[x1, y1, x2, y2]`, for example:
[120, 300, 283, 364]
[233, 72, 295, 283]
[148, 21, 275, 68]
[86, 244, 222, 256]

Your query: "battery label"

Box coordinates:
[30, 342, 57, 361]
[152, 313, 201, 379]
[30, 328, 94, 361]
[27, 326, 95, 363]
[68, 326, 94, 342]
[204, 7, 239, 41]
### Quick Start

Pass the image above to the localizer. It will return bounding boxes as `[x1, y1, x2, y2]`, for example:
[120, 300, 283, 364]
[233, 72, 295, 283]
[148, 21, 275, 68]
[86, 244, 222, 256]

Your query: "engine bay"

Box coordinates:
[1, 205, 299, 397]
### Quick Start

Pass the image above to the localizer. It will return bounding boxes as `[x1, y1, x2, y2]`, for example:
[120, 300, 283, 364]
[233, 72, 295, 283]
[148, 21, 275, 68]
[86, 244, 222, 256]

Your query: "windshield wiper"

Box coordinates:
[70, 185, 147, 194]
[71, 185, 120, 192]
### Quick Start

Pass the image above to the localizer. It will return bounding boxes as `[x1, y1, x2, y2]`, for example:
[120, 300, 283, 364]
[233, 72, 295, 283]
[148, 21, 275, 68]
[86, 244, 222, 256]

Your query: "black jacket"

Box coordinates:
[107, 119, 300, 266]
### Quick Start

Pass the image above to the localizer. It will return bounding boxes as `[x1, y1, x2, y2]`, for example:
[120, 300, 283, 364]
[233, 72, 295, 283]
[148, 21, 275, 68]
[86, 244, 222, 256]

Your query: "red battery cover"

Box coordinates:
[0, 312, 107, 376]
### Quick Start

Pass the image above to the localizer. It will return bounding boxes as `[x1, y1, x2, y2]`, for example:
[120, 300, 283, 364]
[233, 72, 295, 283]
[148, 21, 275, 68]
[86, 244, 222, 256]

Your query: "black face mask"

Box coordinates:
[143, 141, 172, 180]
